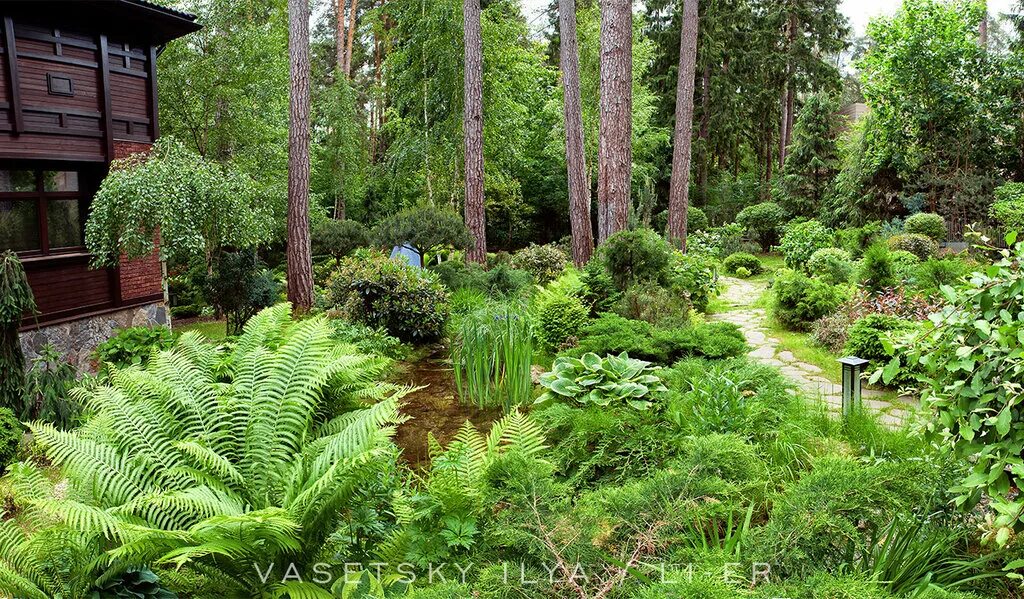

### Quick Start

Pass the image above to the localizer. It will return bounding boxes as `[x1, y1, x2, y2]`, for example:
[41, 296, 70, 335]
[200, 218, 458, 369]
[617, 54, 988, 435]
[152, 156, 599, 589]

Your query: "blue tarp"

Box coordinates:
[390, 243, 422, 268]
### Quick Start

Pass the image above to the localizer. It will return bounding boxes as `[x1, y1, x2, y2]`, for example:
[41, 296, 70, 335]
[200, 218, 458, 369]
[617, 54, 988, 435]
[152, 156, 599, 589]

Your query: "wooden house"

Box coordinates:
[0, 0, 200, 365]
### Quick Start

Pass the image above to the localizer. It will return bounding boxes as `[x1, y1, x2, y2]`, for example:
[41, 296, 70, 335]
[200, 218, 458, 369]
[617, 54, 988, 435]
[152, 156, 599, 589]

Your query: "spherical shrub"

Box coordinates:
[723, 252, 763, 275]
[777, 219, 834, 269]
[889, 250, 920, 283]
[312, 218, 371, 261]
[509, 243, 568, 285]
[482, 264, 534, 297]
[858, 243, 898, 293]
[772, 270, 847, 330]
[327, 253, 449, 343]
[844, 314, 916, 371]
[734, 266, 752, 279]
[537, 294, 589, 351]
[903, 212, 946, 243]
[887, 233, 938, 261]
[429, 260, 486, 292]
[688, 207, 709, 232]
[601, 228, 673, 290]
[736, 202, 787, 251]
[807, 248, 853, 284]
[0, 407, 22, 472]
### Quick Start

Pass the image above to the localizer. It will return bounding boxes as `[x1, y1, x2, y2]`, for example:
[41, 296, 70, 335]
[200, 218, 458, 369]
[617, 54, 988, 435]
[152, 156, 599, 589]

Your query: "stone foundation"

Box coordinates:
[19, 303, 168, 371]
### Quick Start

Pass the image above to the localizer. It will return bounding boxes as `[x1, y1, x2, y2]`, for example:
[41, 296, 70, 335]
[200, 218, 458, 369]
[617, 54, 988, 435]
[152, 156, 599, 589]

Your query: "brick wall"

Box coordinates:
[113, 140, 163, 301]
[113, 140, 154, 160]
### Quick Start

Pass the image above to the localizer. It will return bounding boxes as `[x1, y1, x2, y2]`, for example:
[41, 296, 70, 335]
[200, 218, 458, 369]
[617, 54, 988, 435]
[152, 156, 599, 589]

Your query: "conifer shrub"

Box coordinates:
[771, 270, 846, 330]
[536, 293, 589, 352]
[887, 233, 938, 260]
[0, 407, 23, 473]
[807, 247, 854, 284]
[858, 243, 898, 293]
[601, 228, 673, 290]
[510, 243, 568, 285]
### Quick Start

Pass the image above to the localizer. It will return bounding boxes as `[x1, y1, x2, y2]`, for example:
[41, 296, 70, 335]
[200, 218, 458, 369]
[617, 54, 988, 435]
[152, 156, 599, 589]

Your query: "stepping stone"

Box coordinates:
[778, 351, 796, 362]
[746, 331, 766, 344]
[795, 362, 822, 373]
[749, 346, 776, 359]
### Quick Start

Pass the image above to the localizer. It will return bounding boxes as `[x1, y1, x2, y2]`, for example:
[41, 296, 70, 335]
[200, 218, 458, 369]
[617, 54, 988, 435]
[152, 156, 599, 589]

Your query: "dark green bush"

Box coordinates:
[887, 233, 939, 260]
[754, 456, 939, 575]
[777, 219, 834, 269]
[669, 251, 719, 311]
[481, 263, 534, 297]
[572, 314, 745, 364]
[903, 212, 946, 243]
[914, 257, 973, 293]
[94, 326, 174, 368]
[312, 218, 371, 262]
[371, 205, 472, 262]
[579, 256, 620, 315]
[0, 407, 23, 472]
[807, 247, 854, 284]
[429, 260, 486, 291]
[845, 314, 915, 369]
[1, 251, 34, 412]
[327, 253, 449, 343]
[859, 243, 898, 292]
[723, 252, 763, 275]
[837, 221, 883, 259]
[509, 243, 567, 285]
[614, 283, 690, 328]
[736, 201, 787, 251]
[537, 294, 589, 352]
[204, 248, 279, 335]
[991, 182, 1024, 236]
[771, 270, 846, 330]
[601, 228, 673, 290]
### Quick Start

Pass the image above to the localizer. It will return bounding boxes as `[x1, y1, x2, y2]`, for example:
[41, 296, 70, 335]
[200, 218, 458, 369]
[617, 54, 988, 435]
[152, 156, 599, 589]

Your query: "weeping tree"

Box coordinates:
[0, 251, 35, 411]
[3, 305, 408, 597]
[85, 138, 273, 274]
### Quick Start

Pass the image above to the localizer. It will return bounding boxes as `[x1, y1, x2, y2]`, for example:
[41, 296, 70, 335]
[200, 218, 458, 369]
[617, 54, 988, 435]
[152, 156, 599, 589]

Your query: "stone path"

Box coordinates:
[710, 277, 910, 427]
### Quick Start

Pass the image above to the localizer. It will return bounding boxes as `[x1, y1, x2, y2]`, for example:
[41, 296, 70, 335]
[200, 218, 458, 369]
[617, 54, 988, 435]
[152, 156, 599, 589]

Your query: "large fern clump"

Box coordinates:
[2, 304, 409, 598]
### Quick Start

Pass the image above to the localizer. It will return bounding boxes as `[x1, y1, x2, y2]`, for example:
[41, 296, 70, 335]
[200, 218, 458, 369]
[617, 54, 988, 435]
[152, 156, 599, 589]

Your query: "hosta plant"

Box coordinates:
[536, 352, 667, 410]
[4, 304, 408, 598]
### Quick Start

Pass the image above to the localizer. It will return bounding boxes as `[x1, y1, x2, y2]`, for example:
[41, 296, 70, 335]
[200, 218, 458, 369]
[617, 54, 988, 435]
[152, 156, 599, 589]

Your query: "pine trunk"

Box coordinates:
[345, 0, 358, 77]
[667, 0, 699, 251]
[697, 64, 710, 200]
[597, 0, 632, 243]
[463, 0, 487, 264]
[287, 0, 314, 312]
[337, 0, 347, 71]
[560, 0, 593, 266]
[779, 12, 797, 169]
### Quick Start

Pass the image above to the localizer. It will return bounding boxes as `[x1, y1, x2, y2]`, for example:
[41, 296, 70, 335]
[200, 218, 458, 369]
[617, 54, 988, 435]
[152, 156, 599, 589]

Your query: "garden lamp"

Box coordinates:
[837, 357, 869, 420]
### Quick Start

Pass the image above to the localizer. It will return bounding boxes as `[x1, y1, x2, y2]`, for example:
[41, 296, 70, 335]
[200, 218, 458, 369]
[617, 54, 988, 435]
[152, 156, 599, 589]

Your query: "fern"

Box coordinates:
[5, 304, 408, 596]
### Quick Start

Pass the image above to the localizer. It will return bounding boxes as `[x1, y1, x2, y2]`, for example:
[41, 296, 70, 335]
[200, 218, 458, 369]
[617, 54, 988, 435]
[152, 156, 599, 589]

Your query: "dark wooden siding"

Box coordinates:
[22, 253, 117, 322]
[0, 18, 158, 162]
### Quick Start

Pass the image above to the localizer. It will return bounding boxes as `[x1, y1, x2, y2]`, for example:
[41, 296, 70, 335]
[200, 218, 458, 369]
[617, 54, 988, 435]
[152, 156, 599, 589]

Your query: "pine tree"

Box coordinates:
[287, 0, 314, 312]
[597, 0, 632, 243]
[463, 0, 487, 264]
[667, 0, 699, 250]
[560, 0, 594, 266]
[781, 93, 840, 216]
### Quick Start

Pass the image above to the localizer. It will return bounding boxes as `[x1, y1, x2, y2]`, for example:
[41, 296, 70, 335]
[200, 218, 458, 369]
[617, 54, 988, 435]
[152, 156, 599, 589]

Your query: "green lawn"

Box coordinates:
[174, 319, 227, 341]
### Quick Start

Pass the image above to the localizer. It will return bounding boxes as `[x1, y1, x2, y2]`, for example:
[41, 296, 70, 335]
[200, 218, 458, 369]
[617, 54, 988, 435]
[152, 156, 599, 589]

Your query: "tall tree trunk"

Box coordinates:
[667, 0, 699, 251]
[337, 0, 347, 71]
[345, 0, 359, 77]
[979, 2, 988, 48]
[463, 0, 487, 264]
[597, 0, 632, 243]
[288, 0, 314, 312]
[560, 0, 593, 266]
[697, 63, 711, 200]
[779, 12, 797, 169]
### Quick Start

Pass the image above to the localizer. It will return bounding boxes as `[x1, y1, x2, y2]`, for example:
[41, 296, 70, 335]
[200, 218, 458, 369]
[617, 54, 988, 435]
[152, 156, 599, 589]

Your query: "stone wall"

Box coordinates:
[20, 303, 168, 371]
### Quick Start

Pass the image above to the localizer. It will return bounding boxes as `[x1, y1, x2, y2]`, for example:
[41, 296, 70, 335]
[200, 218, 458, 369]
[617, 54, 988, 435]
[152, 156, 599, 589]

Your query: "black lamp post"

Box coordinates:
[837, 356, 869, 420]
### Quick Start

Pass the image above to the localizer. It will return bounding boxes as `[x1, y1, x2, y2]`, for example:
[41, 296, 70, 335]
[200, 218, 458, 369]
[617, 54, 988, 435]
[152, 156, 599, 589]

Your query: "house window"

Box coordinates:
[0, 170, 84, 255]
